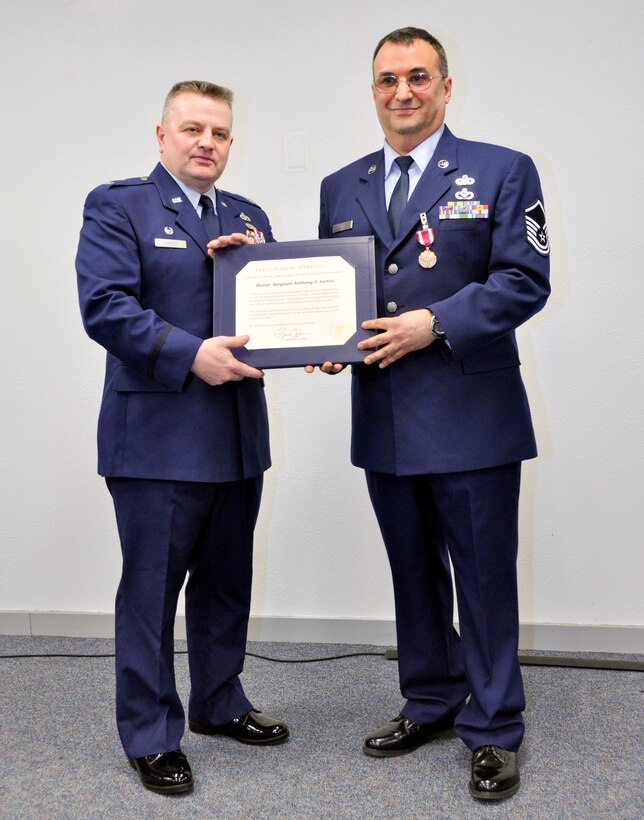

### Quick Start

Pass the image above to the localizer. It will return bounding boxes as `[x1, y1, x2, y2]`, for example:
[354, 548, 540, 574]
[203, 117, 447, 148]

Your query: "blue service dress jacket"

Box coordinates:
[319, 126, 550, 475]
[76, 162, 273, 483]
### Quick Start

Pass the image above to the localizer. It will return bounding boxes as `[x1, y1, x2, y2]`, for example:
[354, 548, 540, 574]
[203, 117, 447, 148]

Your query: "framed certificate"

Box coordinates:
[213, 236, 376, 369]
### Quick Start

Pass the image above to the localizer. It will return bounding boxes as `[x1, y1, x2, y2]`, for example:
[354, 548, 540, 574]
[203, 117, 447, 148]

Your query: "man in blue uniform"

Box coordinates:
[317, 29, 550, 799]
[76, 81, 288, 794]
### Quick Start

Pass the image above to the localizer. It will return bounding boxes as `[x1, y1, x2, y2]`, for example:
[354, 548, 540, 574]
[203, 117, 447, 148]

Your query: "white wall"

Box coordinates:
[1, 0, 642, 640]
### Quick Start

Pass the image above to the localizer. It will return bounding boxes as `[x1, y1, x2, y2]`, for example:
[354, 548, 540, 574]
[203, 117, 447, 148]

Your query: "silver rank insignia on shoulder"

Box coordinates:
[164, 226, 174, 235]
[239, 212, 252, 222]
[368, 165, 377, 175]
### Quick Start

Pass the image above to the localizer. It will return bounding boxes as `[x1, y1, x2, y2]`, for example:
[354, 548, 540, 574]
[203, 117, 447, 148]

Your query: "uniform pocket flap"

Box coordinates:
[461, 338, 520, 374]
[439, 219, 489, 232]
[114, 365, 180, 392]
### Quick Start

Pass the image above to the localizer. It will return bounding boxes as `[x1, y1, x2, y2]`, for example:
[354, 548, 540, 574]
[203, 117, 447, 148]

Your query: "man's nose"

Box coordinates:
[394, 79, 414, 101]
[198, 131, 214, 149]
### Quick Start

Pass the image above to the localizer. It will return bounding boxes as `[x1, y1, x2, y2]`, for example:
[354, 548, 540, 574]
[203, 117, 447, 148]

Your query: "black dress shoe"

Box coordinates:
[189, 710, 289, 745]
[469, 745, 520, 800]
[129, 750, 193, 794]
[363, 715, 450, 757]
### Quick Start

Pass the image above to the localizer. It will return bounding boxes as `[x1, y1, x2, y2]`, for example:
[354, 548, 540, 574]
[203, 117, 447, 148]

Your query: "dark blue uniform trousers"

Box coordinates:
[107, 476, 262, 760]
[365, 462, 525, 752]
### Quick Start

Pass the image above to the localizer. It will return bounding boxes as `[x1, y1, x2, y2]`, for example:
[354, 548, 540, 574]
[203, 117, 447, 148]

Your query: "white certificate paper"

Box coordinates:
[236, 256, 356, 350]
[214, 236, 376, 369]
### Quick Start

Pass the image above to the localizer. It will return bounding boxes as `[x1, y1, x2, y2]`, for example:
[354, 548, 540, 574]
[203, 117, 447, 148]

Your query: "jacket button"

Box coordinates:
[386, 301, 398, 313]
[387, 263, 398, 275]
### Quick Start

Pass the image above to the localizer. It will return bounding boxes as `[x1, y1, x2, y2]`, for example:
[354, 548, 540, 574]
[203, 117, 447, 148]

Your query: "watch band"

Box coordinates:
[430, 314, 446, 339]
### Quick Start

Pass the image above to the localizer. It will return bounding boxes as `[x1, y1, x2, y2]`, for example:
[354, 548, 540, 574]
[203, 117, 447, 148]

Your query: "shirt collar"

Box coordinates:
[161, 165, 217, 212]
[383, 124, 445, 178]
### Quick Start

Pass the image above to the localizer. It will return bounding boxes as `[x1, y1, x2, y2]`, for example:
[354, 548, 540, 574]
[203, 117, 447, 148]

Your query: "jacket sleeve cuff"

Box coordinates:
[148, 325, 203, 390]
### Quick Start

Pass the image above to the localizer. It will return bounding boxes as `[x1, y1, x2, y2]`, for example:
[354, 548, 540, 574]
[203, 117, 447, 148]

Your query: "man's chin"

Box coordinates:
[188, 169, 221, 188]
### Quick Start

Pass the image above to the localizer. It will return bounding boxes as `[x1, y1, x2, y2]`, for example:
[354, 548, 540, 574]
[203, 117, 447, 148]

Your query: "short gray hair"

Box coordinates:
[162, 81, 233, 122]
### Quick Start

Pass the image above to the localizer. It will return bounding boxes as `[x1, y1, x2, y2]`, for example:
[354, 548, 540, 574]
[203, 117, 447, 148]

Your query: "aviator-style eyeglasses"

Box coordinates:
[373, 72, 443, 93]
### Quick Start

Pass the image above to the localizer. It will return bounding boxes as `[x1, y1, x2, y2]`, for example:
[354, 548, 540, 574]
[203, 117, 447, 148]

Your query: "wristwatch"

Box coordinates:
[430, 313, 446, 340]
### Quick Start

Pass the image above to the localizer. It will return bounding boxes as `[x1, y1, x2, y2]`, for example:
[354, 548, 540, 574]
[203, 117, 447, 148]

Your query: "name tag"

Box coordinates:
[154, 238, 187, 248]
[332, 220, 353, 233]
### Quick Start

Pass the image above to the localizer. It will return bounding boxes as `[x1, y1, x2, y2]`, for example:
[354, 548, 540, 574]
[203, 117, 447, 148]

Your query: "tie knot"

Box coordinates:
[395, 155, 413, 173]
[199, 194, 214, 213]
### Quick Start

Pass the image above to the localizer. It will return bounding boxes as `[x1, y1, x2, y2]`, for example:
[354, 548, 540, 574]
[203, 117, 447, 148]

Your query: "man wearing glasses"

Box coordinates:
[318, 27, 550, 800]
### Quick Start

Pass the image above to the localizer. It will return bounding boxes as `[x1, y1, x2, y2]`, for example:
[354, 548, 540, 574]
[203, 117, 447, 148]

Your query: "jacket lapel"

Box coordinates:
[395, 127, 460, 246]
[216, 193, 251, 237]
[355, 151, 393, 242]
[149, 163, 210, 258]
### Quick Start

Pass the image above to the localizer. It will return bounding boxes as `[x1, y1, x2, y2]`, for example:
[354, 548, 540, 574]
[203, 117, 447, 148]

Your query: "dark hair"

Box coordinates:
[162, 81, 233, 122]
[373, 27, 448, 78]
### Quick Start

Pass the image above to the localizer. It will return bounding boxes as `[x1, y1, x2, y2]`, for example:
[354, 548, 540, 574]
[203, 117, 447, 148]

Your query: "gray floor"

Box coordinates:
[1, 637, 642, 819]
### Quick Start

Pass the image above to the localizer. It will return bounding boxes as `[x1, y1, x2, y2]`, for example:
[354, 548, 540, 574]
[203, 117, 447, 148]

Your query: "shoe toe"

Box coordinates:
[130, 750, 193, 794]
[363, 716, 434, 756]
[469, 746, 519, 800]
[237, 711, 289, 742]
[190, 710, 289, 744]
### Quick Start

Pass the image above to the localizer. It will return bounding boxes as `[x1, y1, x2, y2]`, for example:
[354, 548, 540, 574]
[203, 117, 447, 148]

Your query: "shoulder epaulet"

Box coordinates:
[218, 189, 261, 209]
[106, 176, 153, 188]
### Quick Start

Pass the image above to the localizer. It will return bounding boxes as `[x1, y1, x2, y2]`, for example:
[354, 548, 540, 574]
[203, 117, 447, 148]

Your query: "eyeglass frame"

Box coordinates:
[373, 72, 445, 94]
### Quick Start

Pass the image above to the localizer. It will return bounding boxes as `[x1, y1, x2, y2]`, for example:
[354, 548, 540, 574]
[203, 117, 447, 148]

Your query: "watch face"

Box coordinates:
[432, 317, 445, 337]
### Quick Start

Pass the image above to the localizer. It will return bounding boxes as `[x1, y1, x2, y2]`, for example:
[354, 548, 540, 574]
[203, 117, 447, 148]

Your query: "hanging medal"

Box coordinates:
[416, 212, 437, 269]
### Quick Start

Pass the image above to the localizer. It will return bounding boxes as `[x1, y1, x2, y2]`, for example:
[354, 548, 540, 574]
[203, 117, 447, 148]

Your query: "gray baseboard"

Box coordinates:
[0, 611, 642, 654]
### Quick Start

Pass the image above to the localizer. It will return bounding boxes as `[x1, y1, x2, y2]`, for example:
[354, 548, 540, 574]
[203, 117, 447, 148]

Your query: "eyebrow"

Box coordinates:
[375, 66, 429, 76]
[179, 120, 230, 134]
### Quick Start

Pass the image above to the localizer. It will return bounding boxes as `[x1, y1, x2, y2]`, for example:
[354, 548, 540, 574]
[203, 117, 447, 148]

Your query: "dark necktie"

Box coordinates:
[387, 155, 414, 235]
[199, 194, 220, 240]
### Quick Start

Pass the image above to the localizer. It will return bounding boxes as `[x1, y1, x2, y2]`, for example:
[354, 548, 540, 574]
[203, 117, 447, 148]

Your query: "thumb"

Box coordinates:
[225, 334, 250, 349]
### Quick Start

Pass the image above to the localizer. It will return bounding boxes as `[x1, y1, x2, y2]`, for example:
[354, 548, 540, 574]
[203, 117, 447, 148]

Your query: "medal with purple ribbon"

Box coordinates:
[416, 212, 437, 268]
